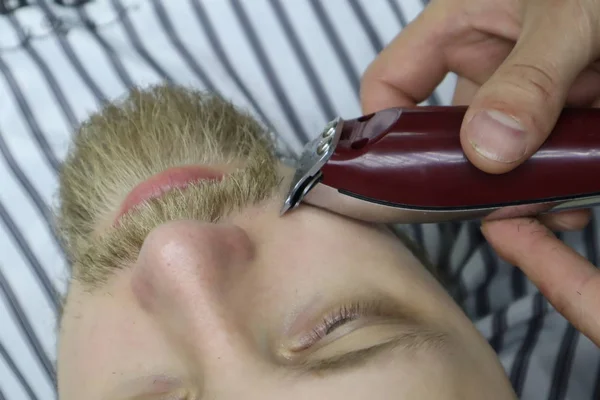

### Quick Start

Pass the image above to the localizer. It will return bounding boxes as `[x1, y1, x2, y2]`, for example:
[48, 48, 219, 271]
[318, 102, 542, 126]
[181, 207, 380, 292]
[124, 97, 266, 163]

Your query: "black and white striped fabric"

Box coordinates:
[0, 1, 597, 399]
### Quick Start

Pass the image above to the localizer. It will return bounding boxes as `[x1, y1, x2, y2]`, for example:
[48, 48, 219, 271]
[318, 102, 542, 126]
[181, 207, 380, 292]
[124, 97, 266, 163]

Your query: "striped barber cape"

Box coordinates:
[0, 1, 598, 399]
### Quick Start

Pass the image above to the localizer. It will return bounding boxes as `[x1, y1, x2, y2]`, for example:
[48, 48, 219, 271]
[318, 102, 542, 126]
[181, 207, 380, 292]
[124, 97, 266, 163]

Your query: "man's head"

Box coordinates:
[56, 84, 516, 399]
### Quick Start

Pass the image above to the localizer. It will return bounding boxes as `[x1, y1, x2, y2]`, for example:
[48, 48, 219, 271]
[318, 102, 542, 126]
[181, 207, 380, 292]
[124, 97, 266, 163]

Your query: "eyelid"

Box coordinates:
[298, 335, 406, 372]
[131, 388, 191, 400]
[286, 295, 421, 354]
[277, 295, 450, 374]
[106, 375, 185, 400]
[159, 389, 193, 400]
[296, 317, 401, 354]
[297, 327, 449, 374]
[314, 319, 412, 357]
[292, 301, 385, 351]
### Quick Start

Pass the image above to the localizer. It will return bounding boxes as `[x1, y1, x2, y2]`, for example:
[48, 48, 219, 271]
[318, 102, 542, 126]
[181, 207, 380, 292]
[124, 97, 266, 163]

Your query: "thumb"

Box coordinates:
[460, 8, 595, 174]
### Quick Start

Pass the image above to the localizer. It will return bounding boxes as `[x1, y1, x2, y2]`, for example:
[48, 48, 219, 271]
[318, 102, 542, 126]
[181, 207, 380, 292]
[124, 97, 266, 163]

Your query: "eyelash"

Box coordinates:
[307, 300, 384, 343]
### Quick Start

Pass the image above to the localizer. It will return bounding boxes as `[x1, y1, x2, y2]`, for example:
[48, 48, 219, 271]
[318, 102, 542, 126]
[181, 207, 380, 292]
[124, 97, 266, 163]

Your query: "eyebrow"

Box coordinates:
[294, 327, 449, 374]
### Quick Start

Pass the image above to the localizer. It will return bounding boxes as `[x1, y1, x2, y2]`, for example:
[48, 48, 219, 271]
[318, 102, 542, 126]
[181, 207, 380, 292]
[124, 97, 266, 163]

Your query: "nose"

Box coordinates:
[130, 219, 255, 341]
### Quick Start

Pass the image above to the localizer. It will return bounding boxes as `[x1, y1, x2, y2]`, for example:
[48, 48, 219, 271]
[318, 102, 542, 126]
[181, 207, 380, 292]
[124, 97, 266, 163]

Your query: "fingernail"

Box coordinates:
[467, 110, 527, 163]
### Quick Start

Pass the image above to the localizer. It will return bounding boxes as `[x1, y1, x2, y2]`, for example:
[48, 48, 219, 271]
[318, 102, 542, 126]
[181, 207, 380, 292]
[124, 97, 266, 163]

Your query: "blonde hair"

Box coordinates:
[56, 84, 280, 288]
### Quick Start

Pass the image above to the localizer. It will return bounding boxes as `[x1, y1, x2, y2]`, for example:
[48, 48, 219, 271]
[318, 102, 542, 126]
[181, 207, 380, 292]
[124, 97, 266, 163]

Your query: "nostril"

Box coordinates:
[130, 263, 157, 312]
[219, 223, 256, 262]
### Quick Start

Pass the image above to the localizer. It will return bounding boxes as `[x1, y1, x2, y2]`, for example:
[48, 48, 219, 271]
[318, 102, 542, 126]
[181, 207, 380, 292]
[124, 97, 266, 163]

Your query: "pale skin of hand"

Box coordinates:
[455, 78, 600, 347]
[361, 0, 600, 346]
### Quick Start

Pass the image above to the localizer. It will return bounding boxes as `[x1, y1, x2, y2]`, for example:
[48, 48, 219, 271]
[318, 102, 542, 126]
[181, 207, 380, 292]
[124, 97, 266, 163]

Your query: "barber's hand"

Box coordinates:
[456, 78, 600, 348]
[362, 0, 600, 177]
[361, 0, 600, 346]
[481, 218, 600, 347]
[361, 0, 600, 232]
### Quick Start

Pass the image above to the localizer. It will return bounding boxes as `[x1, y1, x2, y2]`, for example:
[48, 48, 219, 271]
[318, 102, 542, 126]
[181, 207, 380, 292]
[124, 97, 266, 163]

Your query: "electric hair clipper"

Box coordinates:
[280, 106, 600, 224]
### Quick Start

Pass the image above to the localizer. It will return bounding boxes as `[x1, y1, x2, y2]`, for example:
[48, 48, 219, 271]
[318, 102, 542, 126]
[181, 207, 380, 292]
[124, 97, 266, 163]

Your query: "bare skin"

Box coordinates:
[57, 165, 517, 400]
[361, 0, 600, 348]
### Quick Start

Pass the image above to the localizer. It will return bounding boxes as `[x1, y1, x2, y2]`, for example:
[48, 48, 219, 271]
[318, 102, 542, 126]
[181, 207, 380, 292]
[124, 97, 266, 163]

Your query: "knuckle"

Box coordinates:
[570, 0, 597, 34]
[483, 63, 561, 134]
[541, 0, 597, 50]
[503, 63, 558, 105]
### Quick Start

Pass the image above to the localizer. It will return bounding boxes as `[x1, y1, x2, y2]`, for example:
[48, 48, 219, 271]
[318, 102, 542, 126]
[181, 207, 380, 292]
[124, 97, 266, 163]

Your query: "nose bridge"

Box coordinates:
[131, 219, 254, 332]
[129, 219, 271, 386]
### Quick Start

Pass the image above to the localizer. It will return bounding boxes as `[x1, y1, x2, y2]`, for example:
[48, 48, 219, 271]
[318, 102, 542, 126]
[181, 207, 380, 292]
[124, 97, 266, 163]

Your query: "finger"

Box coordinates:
[460, 64, 600, 107]
[460, 3, 597, 174]
[360, 8, 450, 113]
[565, 67, 600, 106]
[452, 77, 480, 105]
[481, 218, 600, 346]
[451, 55, 600, 108]
[445, 36, 515, 88]
[538, 209, 592, 232]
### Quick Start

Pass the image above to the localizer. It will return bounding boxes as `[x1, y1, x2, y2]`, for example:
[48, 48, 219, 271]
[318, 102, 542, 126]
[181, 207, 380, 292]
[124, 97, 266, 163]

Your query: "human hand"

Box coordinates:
[362, 0, 600, 231]
[360, 0, 600, 345]
[455, 77, 599, 346]
[362, 0, 600, 176]
[361, 0, 600, 230]
[480, 217, 600, 347]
